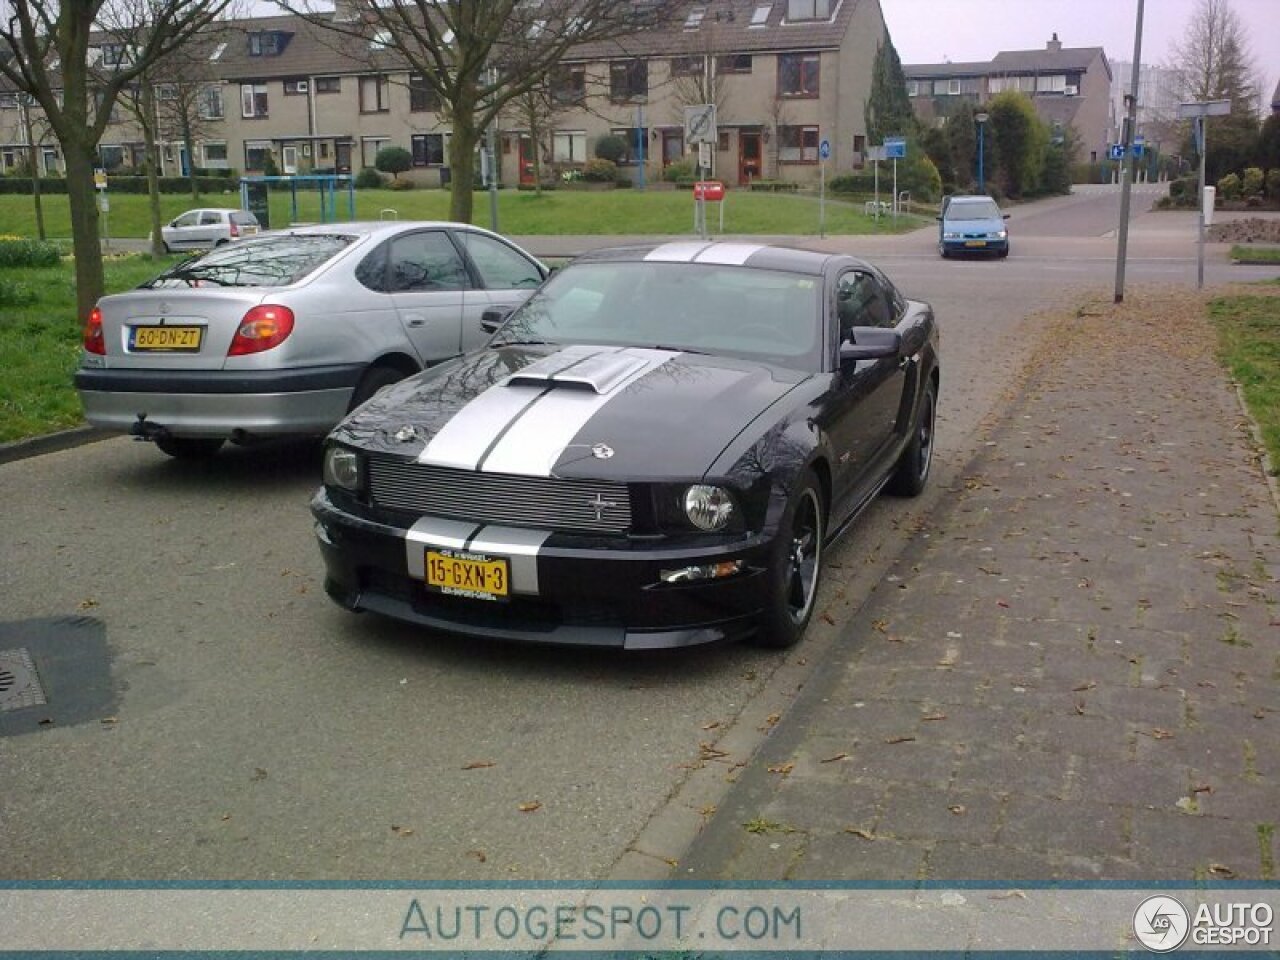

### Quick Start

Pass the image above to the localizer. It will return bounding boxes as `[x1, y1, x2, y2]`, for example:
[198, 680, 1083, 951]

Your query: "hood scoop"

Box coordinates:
[506, 348, 650, 395]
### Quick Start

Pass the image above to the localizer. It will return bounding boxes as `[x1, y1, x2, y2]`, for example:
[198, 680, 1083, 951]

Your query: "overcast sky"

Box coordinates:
[881, 0, 1280, 108]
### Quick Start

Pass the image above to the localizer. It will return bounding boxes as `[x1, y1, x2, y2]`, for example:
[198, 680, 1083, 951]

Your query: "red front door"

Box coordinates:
[662, 130, 685, 168]
[739, 131, 762, 186]
[518, 136, 536, 186]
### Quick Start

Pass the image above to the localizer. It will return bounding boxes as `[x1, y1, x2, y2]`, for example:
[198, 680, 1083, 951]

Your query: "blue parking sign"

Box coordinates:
[819, 139, 831, 160]
[1109, 144, 1125, 161]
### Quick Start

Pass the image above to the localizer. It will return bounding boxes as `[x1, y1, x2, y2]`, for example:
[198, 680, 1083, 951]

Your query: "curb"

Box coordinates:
[0, 426, 112, 467]
[1232, 381, 1280, 519]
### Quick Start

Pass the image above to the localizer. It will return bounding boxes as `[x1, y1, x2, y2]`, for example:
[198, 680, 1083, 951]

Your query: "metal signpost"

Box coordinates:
[818, 138, 830, 238]
[885, 136, 906, 220]
[685, 104, 718, 237]
[94, 167, 110, 250]
[1179, 98, 1231, 290]
[867, 145, 886, 221]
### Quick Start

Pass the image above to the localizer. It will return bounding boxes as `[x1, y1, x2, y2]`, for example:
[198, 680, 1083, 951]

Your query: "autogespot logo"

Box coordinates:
[1134, 895, 1191, 952]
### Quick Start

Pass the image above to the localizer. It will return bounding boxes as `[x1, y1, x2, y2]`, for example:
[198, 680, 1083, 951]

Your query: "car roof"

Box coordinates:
[278, 220, 502, 241]
[571, 242, 860, 277]
[947, 195, 1000, 205]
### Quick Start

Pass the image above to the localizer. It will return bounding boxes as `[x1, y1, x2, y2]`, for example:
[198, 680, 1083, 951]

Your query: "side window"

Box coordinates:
[200, 211, 222, 225]
[174, 211, 200, 227]
[354, 241, 389, 292]
[457, 231, 543, 290]
[387, 231, 469, 292]
[835, 270, 893, 333]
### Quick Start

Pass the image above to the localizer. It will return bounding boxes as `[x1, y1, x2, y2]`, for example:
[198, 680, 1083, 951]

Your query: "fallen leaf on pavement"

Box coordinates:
[462, 760, 496, 770]
[989, 890, 1027, 901]
[820, 752, 849, 763]
[843, 827, 875, 840]
[517, 801, 542, 813]
[468, 850, 487, 863]
[948, 804, 966, 815]
[1209, 863, 1235, 878]
[821, 612, 835, 625]
[885, 736, 916, 745]
[767, 762, 795, 776]
[702, 720, 721, 731]
[997, 600, 1010, 608]
[759, 713, 781, 731]
[1193, 783, 1213, 795]
[922, 713, 947, 722]
[1072, 681, 1097, 692]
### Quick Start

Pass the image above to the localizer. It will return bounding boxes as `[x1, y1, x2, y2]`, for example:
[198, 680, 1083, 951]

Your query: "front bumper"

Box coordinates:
[941, 237, 1008, 256]
[311, 489, 774, 649]
[75, 365, 364, 439]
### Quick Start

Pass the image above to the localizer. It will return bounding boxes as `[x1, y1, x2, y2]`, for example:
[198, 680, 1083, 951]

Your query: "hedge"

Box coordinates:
[0, 175, 239, 195]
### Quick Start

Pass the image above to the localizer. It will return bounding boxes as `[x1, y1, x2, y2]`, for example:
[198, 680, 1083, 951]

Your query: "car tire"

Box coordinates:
[998, 246, 1010, 259]
[888, 379, 936, 497]
[939, 245, 950, 259]
[215, 239, 229, 247]
[348, 365, 408, 412]
[154, 436, 225, 459]
[752, 472, 824, 649]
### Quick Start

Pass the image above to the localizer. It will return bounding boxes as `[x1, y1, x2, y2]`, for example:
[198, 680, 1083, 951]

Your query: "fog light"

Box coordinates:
[660, 559, 743, 583]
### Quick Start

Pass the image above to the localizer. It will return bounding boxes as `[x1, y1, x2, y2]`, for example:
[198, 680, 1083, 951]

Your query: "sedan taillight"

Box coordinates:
[228, 305, 295, 356]
[83, 306, 106, 355]
[229, 220, 240, 238]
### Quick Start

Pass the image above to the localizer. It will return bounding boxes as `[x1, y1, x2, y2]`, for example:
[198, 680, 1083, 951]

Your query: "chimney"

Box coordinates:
[1047, 32, 1062, 53]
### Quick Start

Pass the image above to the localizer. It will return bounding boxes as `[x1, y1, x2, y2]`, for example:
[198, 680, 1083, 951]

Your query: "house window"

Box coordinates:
[154, 83, 177, 101]
[610, 60, 648, 102]
[778, 52, 820, 97]
[0, 93, 17, 109]
[552, 130, 587, 163]
[718, 130, 730, 150]
[778, 125, 818, 163]
[717, 53, 752, 74]
[751, 4, 772, 26]
[198, 85, 224, 120]
[359, 74, 389, 113]
[947, 78, 961, 95]
[609, 128, 650, 165]
[100, 43, 128, 67]
[552, 65, 585, 104]
[907, 80, 919, 96]
[240, 83, 268, 118]
[244, 142, 272, 170]
[370, 28, 391, 50]
[670, 56, 704, 78]
[248, 32, 280, 56]
[319, 141, 330, 159]
[1036, 73, 1067, 93]
[361, 137, 388, 168]
[411, 132, 448, 166]
[316, 76, 341, 94]
[785, 0, 830, 21]
[283, 78, 309, 96]
[409, 73, 440, 112]
[98, 144, 126, 170]
[684, 7, 706, 29]
[203, 141, 228, 165]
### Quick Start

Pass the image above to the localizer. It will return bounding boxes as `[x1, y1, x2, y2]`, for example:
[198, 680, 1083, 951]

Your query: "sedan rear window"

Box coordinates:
[144, 234, 353, 289]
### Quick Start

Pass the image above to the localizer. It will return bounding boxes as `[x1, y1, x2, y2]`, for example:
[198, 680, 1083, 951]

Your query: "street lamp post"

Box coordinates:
[1178, 98, 1231, 290]
[975, 112, 988, 193]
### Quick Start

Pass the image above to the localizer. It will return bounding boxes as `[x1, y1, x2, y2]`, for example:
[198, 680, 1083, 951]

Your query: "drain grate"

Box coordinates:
[0, 648, 47, 712]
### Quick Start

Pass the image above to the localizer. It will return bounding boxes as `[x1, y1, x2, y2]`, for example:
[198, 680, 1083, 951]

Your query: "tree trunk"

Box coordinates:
[530, 112, 542, 196]
[24, 127, 46, 242]
[447, 83, 479, 223]
[142, 85, 166, 257]
[63, 144, 106, 322]
[183, 114, 198, 202]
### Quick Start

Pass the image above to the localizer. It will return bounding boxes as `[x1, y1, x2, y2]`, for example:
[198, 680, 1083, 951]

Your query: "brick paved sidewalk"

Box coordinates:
[682, 287, 1280, 881]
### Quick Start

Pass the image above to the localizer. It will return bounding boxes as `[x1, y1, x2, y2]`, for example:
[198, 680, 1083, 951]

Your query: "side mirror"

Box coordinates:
[480, 307, 513, 333]
[840, 327, 901, 363]
[1002, 214, 1011, 220]
[934, 215, 943, 221]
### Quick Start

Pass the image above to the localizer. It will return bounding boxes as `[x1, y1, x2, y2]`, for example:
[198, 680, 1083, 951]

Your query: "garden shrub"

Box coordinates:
[0, 277, 38, 306]
[582, 158, 618, 182]
[1216, 172, 1241, 201]
[354, 167, 384, 189]
[663, 158, 696, 182]
[0, 237, 61, 268]
[594, 135, 627, 164]
[1241, 167, 1265, 198]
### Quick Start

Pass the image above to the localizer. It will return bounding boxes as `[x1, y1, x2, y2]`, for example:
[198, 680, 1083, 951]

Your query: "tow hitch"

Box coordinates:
[129, 413, 169, 442]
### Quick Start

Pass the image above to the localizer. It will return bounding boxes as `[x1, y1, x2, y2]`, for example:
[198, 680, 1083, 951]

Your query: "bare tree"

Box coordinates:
[506, 79, 562, 195]
[1170, 0, 1260, 180]
[282, 0, 678, 223]
[16, 94, 49, 240]
[114, 73, 168, 254]
[0, 0, 234, 319]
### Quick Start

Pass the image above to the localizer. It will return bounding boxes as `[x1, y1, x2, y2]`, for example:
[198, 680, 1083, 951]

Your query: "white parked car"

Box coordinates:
[160, 208, 260, 252]
[76, 221, 548, 458]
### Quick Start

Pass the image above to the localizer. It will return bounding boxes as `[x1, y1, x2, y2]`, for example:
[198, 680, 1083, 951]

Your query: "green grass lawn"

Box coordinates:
[0, 253, 180, 442]
[0, 187, 924, 239]
[1213, 286, 1280, 474]
[1231, 244, 1280, 264]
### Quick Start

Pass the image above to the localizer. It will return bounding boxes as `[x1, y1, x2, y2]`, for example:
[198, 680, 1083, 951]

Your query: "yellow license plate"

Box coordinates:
[426, 549, 510, 601]
[964, 240, 988, 247]
[131, 325, 203, 351]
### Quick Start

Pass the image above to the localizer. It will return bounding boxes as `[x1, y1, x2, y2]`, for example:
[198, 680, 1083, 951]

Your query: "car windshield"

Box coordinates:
[143, 234, 354, 288]
[946, 200, 1002, 221]
[491, 261, 823, 372]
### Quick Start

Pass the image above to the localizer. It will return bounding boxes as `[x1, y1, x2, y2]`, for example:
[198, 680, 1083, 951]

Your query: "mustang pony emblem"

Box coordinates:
[393, 425, 420, 443]
[590, 443, 614, 459]
[587, 493, 618, 521]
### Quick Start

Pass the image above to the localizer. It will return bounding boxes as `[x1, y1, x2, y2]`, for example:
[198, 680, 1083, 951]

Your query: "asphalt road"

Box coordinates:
[2, 185, 1275, 880]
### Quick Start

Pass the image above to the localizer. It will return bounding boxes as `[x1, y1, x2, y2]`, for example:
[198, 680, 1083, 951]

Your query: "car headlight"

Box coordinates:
[943, 232, 961, 240]
[684, 484, 735, 531]
[323, 445, 361, 491]
[995, 230, 1008, 239]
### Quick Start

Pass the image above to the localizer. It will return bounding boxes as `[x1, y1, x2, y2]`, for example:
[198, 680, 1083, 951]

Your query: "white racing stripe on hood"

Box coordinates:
[643, 242, 713, 262]
[417, 345, 610, 469]
[480, 347, 680, 477]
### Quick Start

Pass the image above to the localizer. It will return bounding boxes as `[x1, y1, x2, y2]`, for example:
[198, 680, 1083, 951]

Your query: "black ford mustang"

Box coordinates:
[312, 242, 938, 649]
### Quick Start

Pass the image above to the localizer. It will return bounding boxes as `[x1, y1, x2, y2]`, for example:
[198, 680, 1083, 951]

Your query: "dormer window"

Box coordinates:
[370, 28, 391, 50]
[209, 41, 227, 60]
[100, 43, 129, 67]
[785, 0, 830, 21]
[751, 4, 771, 26]
[248, 31, 281, 56]
[684, 7, 706, 30]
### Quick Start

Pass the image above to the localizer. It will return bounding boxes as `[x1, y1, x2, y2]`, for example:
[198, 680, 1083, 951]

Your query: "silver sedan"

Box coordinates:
[76, 221, 547, 458]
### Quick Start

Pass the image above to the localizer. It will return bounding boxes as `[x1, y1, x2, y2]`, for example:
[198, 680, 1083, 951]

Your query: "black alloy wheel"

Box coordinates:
[753, 473, 824, 649]
[889, 380, 936, 497]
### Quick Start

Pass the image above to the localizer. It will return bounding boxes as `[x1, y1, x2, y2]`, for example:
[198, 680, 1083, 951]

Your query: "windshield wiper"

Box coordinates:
[492, 339, 559, 347]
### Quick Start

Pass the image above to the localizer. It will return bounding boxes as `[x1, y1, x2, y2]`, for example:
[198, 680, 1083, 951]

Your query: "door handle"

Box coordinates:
[405, 315, 426, 327]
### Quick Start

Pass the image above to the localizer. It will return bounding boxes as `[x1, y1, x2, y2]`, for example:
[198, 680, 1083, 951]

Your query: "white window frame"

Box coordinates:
[552, 130, 587, 163]
[240, 83, 268, 118]
[202, 141, 229, 166]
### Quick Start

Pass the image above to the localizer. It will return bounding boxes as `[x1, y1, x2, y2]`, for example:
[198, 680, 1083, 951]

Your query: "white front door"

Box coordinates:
[282, 145, 299, 174]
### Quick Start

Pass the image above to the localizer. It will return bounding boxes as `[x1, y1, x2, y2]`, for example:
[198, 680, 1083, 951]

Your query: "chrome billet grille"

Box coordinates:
[366, 455, 632, 534]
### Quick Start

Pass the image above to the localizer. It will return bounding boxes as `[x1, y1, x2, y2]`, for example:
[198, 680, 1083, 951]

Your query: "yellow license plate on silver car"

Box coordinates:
[426, 549, 510, 601]
[131, 325, 203, 351]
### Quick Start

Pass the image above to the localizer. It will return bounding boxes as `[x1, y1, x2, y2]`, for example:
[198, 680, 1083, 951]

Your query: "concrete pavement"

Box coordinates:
[676, 285, 1280, 881]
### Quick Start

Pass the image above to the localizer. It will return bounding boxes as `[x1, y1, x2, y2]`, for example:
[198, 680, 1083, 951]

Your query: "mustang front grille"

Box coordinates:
[366, 455, 633, 534]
